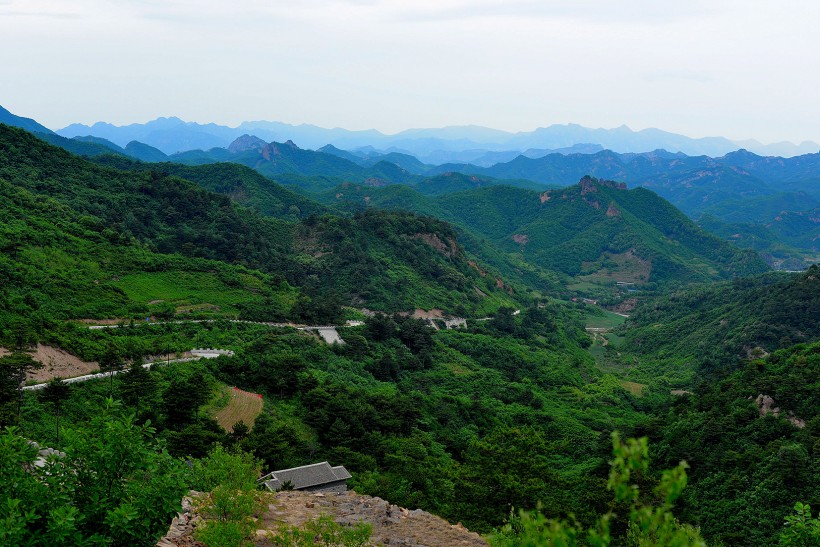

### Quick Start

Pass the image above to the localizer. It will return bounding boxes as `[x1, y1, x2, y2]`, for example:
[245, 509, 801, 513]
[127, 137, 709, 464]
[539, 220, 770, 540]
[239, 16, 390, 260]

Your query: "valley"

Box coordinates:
[0, 111, 818, 547]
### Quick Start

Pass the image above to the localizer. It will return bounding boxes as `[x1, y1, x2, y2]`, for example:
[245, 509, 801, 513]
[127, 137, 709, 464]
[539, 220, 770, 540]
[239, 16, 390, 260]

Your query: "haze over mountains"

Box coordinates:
[57, 115, 819, 160]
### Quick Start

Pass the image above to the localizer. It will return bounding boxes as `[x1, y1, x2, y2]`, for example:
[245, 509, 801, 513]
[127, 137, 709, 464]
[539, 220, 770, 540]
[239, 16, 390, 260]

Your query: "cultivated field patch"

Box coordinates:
[211, 386, 264, 432]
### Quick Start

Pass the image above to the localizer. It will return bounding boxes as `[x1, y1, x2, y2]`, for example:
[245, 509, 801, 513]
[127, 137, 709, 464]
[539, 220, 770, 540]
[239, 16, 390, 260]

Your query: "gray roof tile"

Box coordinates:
[261, 461, 351, 490]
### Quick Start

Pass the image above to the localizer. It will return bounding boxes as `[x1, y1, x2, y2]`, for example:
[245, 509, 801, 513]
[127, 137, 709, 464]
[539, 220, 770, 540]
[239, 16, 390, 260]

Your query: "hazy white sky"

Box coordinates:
[1, 0, 818, 143]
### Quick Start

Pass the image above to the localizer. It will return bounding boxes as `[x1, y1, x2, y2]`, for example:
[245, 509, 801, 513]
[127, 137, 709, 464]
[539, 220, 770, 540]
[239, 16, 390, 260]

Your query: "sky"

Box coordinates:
[1, 0, 818, 143]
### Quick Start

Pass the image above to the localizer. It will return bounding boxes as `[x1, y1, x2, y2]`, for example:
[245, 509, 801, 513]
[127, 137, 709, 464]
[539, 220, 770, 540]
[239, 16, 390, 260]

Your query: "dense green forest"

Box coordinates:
[310, 176, 769, 303]
[0, 125, 522, 322]
[1, 124, 818, 546]
[623, 268, 820, 372]
[652, 341, 820, 545]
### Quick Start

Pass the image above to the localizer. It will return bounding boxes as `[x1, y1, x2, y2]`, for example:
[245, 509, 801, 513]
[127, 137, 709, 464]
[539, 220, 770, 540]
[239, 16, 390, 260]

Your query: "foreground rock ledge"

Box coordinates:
[158, 490, 488, 546]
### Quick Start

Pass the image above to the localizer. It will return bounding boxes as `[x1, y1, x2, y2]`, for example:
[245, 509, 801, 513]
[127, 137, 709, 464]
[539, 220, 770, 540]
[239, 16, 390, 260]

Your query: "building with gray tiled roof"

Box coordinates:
[260, 461, 351, 493]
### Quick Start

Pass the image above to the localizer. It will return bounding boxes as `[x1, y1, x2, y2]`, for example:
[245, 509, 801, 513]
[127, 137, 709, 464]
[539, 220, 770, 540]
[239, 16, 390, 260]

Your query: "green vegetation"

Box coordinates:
[268, 515, 372, 546]
[623, 267, 820, 372]
[491, 433, 705, 546]
[585, 308, 627, 330]
[0, 124, 522, 325]
[315, 177, 769, 294]
[1, 124, 818, 545]
[1, 399, 188, 545]
[780, 502, 820, 546]
[113, 270, 298, 319]
[91, 155, 328, 221]
[650, 341, 820, 545]
[191, 445, 264, 546]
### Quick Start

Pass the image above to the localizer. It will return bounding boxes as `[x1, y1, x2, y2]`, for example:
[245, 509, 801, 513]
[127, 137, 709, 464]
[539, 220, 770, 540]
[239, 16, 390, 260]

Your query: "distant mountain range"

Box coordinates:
[2, 104, 818, 263]
[56, 115, 818, 159]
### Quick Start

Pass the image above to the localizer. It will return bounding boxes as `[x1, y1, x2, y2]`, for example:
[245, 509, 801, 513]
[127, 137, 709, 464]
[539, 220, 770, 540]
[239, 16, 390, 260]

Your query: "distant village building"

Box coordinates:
[260, 462, 352, 493]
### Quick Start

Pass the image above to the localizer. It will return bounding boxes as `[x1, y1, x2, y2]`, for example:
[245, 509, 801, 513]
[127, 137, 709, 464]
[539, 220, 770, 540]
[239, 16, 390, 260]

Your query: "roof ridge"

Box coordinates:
[271, 461, 330, 474]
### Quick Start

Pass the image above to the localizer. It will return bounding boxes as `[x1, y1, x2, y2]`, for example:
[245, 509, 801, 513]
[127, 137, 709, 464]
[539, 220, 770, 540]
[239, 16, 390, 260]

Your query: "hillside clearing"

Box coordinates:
[620, 380, 647, 397]
[1, 345, 100, 383]
[211, 386, 264, 432]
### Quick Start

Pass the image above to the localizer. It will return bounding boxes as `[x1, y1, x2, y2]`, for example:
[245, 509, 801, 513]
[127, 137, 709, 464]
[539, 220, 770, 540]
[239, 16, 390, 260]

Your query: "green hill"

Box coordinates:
[413, 171, 547, 196]
[124, 140, 169, 162]
[622, 267, 820, 370]
[0, 125, 520, 319]
[36, 131, 128, 158]
[91, 155, 328, 221]
[323, 177, 769, 293]
[72, 135, 128, 154]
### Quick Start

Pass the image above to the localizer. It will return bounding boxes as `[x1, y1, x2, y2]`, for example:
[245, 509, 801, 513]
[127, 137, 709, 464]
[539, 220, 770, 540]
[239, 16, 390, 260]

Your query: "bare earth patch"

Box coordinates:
[620, 380, 647, 397]
[74, 318, 124, 325]
[411, 308, 445, 319]
[1, 345, 100, 383]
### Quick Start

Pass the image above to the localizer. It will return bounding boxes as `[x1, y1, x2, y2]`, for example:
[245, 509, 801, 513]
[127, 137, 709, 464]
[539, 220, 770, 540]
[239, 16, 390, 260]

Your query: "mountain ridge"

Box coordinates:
[55, 114, 819, 158]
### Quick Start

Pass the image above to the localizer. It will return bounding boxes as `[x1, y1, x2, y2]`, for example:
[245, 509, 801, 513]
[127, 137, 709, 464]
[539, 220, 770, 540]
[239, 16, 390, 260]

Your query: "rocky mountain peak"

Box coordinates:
[228, 134, 268, 154]
[578, 175, 627, 195]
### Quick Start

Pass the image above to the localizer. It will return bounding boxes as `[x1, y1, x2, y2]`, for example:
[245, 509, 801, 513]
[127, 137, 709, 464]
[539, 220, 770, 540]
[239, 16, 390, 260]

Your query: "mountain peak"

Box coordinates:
[578, 175, 627, 194]
[228, 134, 267, 154]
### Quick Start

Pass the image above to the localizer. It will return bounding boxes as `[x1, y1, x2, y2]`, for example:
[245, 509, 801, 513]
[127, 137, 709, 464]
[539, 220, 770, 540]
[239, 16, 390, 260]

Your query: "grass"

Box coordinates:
[567, 280, 603, 293]
[619, 380, 647, 397]
[113, 271, 296, 317]
[606, 332, 625, 348]
[589, 343, 606, 359]
[585, 310, 627, 329]
[210, 386, 265, 432]
[585, 309, 627, 362]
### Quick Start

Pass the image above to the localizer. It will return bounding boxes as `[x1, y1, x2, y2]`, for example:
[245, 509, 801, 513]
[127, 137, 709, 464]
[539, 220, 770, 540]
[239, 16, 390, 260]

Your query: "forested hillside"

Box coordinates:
[0, 124, 522, 325]
[652, 341, 820, 545]
[320, 177, 769, 295]
[8, 305, 651, 541]
[91, 155, 328, 221]
[623, 267, 820, 371]
[1, 123, 817, 546]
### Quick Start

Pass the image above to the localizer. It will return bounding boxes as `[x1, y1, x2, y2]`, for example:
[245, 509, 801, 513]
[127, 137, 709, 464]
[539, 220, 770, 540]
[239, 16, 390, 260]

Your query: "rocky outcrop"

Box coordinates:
[579, 176, 598, 195]
[157, 493, 203, 547]
[260, 140, 299, 161]
[578, 175, 628, 195]
[606, 202, 621, 217]
[414, 233, 459, 258]
[228, 134, 267, 154]
[158, 490, 487, 546]
[752, 394, 806, 428]
[265, 491, 487, 546]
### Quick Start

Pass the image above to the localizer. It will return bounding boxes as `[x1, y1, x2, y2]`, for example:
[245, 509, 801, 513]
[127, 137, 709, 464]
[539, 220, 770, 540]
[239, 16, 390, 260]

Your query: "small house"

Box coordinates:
[260, 461, 352, 493]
